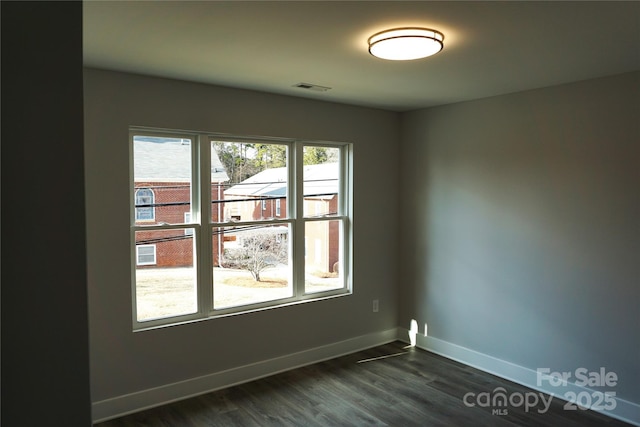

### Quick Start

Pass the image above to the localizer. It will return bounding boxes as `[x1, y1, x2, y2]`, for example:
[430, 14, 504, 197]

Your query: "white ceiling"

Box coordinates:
[83, 1, 640, 112]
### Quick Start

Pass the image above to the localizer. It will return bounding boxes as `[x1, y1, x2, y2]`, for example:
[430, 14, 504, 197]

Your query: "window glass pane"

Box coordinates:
[210, 143, 229, 224]
[214, 224, 292, 310]
[303, 146, 340, 218]
[135, 229, 196, 321]
[305, 219, 344, 293]
[213, 141, 288, 222]
[133, 136, 192, 225]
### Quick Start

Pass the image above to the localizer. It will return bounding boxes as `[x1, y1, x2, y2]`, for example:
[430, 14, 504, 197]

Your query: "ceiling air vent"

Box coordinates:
[293, 82, 331, 92]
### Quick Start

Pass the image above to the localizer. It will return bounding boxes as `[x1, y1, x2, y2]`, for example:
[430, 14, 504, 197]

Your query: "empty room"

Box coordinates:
[2, 1, 638, 426]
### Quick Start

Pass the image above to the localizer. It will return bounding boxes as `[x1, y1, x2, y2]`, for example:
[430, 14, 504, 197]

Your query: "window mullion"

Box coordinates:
[293, 142, 305, 296]
[198, 135, 213, 315]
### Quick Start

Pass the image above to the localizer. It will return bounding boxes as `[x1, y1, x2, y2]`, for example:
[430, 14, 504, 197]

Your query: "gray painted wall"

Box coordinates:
[400, 72, 639, 403]
[84, 69, 400, 401]
[85, 66, 639, 414]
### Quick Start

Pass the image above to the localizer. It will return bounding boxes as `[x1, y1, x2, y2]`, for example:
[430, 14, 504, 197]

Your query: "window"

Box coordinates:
[135, 188, 155, 220]
[184, 212, 193, 235]
[136, 245, 156, 265]
[131, 130, 352, 328]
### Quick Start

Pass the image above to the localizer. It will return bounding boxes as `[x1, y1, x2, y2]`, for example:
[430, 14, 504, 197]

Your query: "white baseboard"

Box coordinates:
[396, 328, 640, 427]
[92, 328, 398, 423]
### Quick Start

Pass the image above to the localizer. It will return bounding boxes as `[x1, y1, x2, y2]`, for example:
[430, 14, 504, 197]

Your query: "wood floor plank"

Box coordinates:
[95, 341, 633, 427]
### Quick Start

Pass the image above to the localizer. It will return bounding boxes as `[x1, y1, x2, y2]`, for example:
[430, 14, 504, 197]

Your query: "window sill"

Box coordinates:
[133, 289, 352, 333]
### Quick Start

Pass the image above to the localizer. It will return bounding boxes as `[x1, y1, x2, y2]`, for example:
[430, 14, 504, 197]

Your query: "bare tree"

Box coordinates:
[221, 230, 288, 281]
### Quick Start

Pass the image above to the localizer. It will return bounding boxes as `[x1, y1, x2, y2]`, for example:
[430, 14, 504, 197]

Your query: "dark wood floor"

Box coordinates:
[95, 341, 631, 426]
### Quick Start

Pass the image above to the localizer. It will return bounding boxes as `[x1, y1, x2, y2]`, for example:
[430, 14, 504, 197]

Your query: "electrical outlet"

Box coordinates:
[372, 299, 379, 312]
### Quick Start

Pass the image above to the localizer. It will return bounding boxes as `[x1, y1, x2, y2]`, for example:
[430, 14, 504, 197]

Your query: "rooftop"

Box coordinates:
[225, 163, 338, 198]
[133, 137, 229, 183]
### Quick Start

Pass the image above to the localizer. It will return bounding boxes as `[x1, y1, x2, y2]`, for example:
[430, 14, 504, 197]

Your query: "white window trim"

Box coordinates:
[130, 129, 353, 330]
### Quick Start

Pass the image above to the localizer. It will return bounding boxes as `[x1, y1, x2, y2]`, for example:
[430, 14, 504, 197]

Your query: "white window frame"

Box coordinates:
[130, 128, 353, 330]
[275, 198, 281, 216]
[136, 244, 156, 266]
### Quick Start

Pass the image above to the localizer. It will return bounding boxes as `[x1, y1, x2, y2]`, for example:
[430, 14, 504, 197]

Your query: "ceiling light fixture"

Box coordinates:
[368, 27, 444, 61]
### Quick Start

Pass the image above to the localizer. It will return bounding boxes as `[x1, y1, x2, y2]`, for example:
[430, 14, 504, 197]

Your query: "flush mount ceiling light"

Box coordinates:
[368, 27, 444, 61]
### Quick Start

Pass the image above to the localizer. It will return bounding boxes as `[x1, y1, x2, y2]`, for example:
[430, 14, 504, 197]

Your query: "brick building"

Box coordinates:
[134, 137, 229, 267]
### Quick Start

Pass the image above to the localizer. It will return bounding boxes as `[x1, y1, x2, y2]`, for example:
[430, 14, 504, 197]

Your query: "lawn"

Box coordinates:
[135, 267, 340, 321]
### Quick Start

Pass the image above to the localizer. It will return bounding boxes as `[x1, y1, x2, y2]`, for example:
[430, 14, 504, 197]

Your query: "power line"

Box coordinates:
[135, 212, 338, 246]
[135, 192, 338, 208]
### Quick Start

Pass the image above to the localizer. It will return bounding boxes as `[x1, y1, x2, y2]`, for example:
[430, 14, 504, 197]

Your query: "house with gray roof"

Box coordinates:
[224, 162, 338, 220]
[224, 162, 340, 273]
